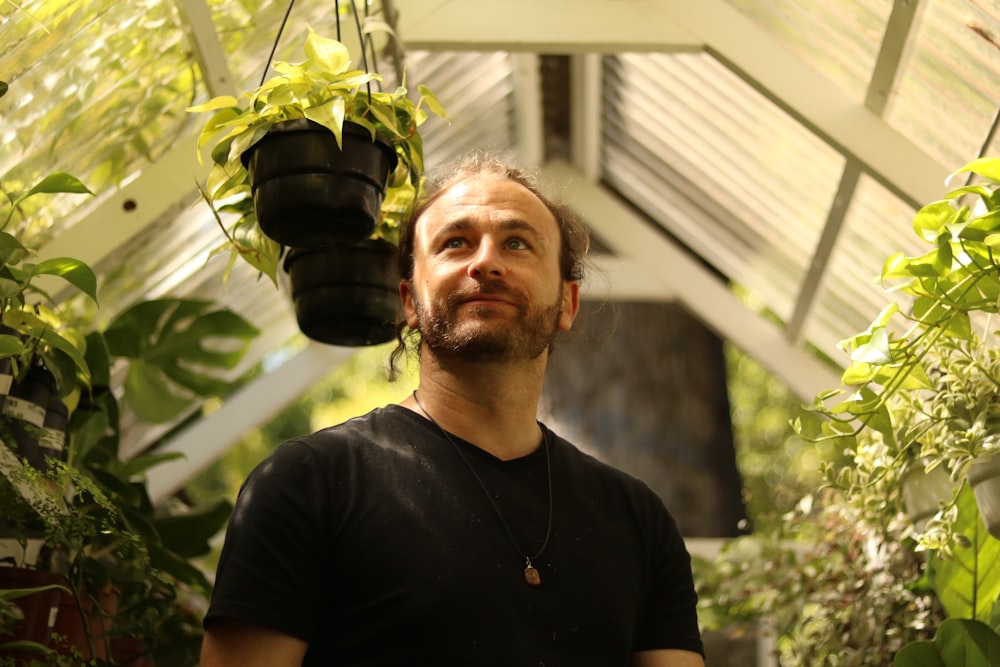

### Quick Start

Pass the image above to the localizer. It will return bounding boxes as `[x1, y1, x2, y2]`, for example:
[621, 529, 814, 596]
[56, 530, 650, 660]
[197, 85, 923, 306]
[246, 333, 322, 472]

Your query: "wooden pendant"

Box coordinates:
[524, 564, 541, 586]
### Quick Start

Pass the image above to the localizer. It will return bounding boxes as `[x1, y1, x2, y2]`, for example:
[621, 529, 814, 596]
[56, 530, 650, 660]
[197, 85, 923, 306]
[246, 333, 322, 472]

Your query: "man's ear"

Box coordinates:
[558, 281, 580, 331]
[400, 280, 420, 329]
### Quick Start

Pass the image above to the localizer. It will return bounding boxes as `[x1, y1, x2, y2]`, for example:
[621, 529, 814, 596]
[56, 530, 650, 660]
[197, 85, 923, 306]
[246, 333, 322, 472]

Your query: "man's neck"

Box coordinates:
[401, 351, 548, 461]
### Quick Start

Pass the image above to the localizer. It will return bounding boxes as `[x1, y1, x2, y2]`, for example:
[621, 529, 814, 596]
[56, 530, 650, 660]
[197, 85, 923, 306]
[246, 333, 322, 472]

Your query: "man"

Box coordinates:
[201, 154, 705, 666]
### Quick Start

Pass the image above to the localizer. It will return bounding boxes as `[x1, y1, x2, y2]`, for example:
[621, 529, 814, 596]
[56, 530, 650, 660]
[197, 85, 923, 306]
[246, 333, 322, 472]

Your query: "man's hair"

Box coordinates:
[388, 152, 590, 378]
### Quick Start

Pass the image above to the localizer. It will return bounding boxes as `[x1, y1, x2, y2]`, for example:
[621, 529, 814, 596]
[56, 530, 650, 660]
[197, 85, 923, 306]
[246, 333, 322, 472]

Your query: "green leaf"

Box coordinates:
[33, 257, 99, 303]
[928, 485, 1000, 622]
[22, 172, 93, 198]
[851, 327, 893, 364]
[953, 157, 1000, 185]
[152, 499, 232, 559]
[0, 230, 29, 265]
[914, 201, 961, 244]
[103, 298, 258, 423]
[122, 359, 200, 423]
[187, 95, 240, 114]
[83, 331, 111, 387]
[305, 28, 352, 75]
[0, 333, 26, 357]
[417, 84, 449, 120]
[893, 618, 1000, 666]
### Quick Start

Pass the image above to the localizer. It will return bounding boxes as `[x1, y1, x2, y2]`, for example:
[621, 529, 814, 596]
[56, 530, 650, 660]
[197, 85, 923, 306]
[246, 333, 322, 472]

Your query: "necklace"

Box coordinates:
[411, 391, 553, 586]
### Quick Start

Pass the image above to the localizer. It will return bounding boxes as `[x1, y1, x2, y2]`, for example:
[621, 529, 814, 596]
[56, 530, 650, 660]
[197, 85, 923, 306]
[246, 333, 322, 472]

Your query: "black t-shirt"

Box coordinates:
[205, 406, 703, 666]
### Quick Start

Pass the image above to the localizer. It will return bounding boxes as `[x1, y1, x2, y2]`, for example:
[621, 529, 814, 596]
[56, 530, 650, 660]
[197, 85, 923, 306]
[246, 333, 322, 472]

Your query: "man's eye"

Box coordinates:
[505, 238, 529, 250]
[444, 238, 466, 249]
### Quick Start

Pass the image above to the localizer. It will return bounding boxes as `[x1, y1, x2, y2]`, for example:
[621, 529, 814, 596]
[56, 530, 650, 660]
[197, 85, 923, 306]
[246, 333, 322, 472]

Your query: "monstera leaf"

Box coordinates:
[102, 298, 258, 423]
[894, 618, 1000, 666]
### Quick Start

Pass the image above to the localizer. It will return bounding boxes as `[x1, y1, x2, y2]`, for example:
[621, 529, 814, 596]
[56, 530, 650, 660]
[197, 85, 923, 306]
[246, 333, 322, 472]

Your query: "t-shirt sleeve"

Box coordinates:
[203, 439, 329, 642]
[634, 499, 705, 656]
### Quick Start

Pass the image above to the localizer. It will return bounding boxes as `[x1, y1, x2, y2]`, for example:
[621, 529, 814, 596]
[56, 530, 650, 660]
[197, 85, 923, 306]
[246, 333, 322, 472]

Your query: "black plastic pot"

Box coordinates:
[243, 119, 398, 248]
[283, 238, 402, 346]
[3, 362, 57, 470]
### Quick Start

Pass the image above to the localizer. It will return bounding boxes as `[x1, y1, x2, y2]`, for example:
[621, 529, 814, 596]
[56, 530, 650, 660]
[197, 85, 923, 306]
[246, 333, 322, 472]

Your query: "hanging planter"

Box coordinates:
[967, 454, 1000, 539]
[190, 26, 446, 285]
[242, 118, 398, 248]
[282, 238, 401, 346]
[3, 362, 57, 471]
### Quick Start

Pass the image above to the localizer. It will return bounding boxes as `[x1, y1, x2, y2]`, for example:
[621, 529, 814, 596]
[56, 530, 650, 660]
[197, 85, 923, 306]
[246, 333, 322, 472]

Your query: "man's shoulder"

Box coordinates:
[263, 405, 419, 463]
[544, 426, 661, 499]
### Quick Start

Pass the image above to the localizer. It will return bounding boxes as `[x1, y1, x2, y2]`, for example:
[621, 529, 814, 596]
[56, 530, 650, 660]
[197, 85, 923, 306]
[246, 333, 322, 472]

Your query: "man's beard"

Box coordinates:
[413, 283, 564, 363]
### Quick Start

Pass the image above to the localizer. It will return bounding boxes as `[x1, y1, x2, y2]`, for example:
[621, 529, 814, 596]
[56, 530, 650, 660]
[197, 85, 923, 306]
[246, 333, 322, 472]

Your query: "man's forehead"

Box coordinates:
[420, 174, 555, 226]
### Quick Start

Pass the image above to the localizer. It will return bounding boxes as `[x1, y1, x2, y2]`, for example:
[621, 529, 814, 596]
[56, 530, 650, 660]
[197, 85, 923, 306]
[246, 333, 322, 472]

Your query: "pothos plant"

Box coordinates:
[794, 156, 1000, 664]
[798, 157, 1000, 544]
[0, 172, 97, 396]
[189, 26, 446, 283]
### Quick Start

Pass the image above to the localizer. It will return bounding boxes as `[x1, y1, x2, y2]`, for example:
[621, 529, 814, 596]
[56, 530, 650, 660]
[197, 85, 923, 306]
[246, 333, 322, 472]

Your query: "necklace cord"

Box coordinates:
[411, 392, 553, 563]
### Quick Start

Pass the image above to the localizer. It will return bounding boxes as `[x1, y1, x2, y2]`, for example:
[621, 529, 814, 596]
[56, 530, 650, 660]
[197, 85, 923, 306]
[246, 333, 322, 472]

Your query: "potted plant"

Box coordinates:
[1, 179, 259, 665]
[800, 156, 1000, 544]
[0, 172, 97, 473]
[791, 156, 1000, 663]
[189, 26, 446, 270]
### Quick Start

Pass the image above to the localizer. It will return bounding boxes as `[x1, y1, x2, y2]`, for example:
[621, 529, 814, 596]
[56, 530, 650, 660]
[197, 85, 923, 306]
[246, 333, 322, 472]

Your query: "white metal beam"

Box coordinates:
[509, 53, 545, 166]
[540, 160, 841, 402]
[395, 0, 701, 53]
[397, 0, 947, 209]
[570, 53, 603, 181]
[866, 0, 925, 114]
[174, 0, 237, 97]
[146, 342, 359, 504]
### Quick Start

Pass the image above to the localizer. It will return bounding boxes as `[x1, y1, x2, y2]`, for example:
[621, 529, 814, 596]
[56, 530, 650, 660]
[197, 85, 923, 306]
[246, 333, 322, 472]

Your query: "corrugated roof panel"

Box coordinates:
[603, 52, 843, 324]
[408, 51, 517, 169]
[884, 0, 1000, 168]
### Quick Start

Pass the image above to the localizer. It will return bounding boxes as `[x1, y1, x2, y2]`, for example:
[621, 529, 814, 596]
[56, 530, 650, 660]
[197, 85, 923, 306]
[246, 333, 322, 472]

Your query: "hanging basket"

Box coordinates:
[967, 454, 1000, 540]
[243, 119, 398, 248]
[283, 238, 402, 346]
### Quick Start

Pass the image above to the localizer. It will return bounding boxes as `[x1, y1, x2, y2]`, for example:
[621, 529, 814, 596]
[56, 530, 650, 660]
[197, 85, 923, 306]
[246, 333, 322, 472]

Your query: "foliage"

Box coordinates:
[0, 173, 97, 394]
[101, 298, 259, 423]
[189, 27, 447, 282]
[706, 157, 1000, 664]
[698, 480, 944, 665]
[893, 618, 1000, 666]
[0, 175, 254, 663]
[925, 485, 1000, 624]
[792, 155, 1000, 660]
[724, 344, 845, 530]
[799, 158, 1000, 546]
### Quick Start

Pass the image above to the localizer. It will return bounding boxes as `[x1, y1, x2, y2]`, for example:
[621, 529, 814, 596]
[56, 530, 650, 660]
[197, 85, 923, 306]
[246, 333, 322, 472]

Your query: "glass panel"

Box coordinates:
[884, 0, 1000, 168]
[1, 0, 197, 246]
[725, 0, 892, 101]
[806, 173, 919, 360]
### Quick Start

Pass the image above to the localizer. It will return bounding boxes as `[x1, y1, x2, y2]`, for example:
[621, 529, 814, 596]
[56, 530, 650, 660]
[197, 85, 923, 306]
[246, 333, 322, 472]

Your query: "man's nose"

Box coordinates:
[468, 238, 505, 278]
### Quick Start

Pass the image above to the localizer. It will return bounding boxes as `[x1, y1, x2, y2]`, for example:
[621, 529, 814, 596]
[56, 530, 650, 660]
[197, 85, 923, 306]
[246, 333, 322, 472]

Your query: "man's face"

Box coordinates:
[400, 174, 579, 363]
